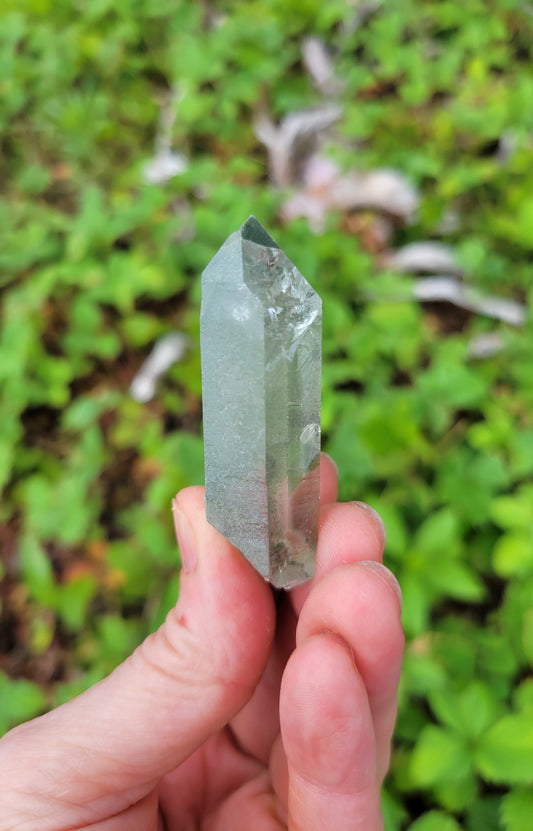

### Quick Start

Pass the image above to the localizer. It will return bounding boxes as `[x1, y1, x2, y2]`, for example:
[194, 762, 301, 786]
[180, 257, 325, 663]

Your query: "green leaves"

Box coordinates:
[490, 486, 533, 577]
[0, 673, 46, 735]
[399, 509, 485, 636]
[410, 725, 472, 788]
[19, 425, 107, 546]
[501, 789, 533, 831]
[429, 682, 498, 740]
[19, 534, 55, 606]
[476, 713, 533, 785]
[19, 534, 97, 634]
[408, 811, 462, 831]
[408, 684, 533, 817]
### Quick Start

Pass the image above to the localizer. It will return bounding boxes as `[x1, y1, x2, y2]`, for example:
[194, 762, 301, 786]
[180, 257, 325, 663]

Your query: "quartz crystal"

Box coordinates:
[200, 216, 321, 589]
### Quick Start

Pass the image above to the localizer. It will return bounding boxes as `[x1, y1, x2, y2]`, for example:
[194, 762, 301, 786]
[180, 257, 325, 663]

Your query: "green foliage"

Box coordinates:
[1, 1, 532, 827]
[476, 713, 533, 785]
[0, 672, 47, 736]
[500, 789, 533, 831]
[408, 812, 462, 831]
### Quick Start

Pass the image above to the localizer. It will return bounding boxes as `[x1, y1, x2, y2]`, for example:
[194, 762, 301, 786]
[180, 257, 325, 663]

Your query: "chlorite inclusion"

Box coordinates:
[200, 216, 322, 589]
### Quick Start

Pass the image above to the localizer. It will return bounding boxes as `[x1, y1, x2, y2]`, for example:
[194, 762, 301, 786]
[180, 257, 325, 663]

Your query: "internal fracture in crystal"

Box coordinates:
[200, 216, 322, 588]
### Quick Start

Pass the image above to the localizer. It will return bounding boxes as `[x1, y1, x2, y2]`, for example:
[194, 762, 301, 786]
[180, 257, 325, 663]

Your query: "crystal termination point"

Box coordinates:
[200, 216, 322, 589]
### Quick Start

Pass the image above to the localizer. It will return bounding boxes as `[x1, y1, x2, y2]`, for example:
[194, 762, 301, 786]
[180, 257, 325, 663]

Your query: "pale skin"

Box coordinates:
[0, 455, 404, 830]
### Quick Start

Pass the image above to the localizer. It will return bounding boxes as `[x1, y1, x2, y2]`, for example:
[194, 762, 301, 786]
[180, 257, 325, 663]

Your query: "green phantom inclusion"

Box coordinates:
[200, 216, 322, 589]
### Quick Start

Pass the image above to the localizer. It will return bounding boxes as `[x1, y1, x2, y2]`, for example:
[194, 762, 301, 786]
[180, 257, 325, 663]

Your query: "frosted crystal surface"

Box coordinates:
[200, 216, 321, 589]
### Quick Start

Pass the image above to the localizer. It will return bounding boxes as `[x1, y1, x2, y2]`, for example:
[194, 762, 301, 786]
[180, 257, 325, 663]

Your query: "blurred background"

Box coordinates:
[1, 1, 532, 828]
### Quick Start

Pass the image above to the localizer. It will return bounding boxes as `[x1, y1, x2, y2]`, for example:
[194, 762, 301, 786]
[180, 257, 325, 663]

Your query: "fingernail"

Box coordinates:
[350, 501, 386, 543]
[358, 560, 402, 608]
[172, 499, 198, 574]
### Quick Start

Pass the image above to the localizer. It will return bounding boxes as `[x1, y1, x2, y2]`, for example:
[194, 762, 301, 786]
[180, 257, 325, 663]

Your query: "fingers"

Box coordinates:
[0, 487, 275, 830]
[296, 563, 404, 780]
[319, 452, 338, 505]
[278, 484, 402, 830]
[315, 501, 386, 579]
[280, 564, 403, 829]
[294, 457, 400, 773]
[290, 499, 386, 616]
[280, 633, 381, 831]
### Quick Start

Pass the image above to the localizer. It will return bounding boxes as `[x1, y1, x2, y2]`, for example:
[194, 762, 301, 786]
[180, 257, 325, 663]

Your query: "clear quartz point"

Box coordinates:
[200, 216, 322, 589]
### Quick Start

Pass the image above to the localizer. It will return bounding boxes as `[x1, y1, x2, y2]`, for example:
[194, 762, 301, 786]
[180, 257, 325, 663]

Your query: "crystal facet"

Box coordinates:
[200, 216, 322, 589]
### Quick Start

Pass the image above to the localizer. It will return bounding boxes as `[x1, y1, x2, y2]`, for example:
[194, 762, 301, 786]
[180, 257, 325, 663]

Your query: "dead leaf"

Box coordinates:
[143, 150, 188, 185]
[254, 105, 342, 185]
[143, 86, 188, 185]
[414, 277, 527, 326]
[302, 36, 344, 96]
[281, 153, 340, 231]
[282, 154, 419, 231]
[130, 333, 188, 403]
[341, 1, 383, 36]
[342, 212, 394, 253]
[467, 332, 506, 359]
[382, 241, 462, 275]
[328, 168, 419, 221]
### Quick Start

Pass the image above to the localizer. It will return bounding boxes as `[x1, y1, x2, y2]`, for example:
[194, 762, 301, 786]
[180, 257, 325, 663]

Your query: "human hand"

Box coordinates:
[0, 455, 404, 830]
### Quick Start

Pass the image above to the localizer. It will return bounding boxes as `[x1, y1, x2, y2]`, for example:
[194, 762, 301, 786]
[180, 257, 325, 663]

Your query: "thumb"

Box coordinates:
[0, 486, 275, 827]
